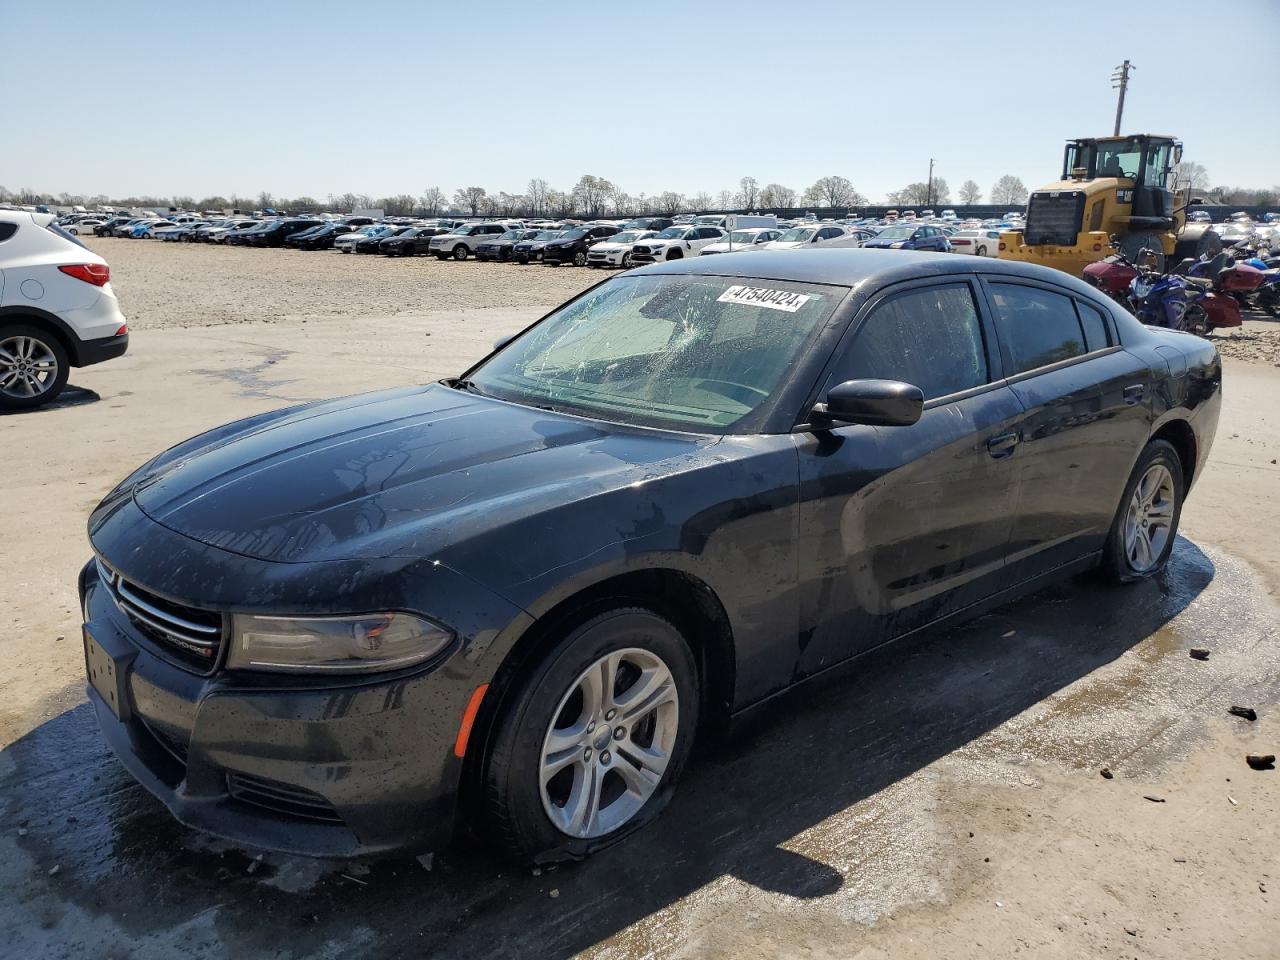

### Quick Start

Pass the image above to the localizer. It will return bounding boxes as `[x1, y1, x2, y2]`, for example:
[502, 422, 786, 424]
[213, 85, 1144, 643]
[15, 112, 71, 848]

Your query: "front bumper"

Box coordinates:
[79, 500, 532, 858]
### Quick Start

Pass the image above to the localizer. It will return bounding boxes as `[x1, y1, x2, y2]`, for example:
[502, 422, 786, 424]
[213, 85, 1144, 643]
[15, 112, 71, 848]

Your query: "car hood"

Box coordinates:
[125, 384, 708, 567]
[862, 238, 908, 247]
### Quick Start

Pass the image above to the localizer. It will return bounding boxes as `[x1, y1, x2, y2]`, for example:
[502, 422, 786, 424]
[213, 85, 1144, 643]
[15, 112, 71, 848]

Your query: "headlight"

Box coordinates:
[227, 612, 452, 673]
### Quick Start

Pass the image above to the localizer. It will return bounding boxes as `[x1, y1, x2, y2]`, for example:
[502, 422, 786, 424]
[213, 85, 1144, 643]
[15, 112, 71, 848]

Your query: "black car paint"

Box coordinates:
[541, 226, 620, 265]
[82, 250, 1220, 858]
[379, 228, 448, 256]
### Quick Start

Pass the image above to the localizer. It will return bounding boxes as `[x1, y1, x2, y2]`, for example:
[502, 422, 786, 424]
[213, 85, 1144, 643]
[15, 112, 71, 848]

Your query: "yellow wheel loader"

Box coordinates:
[998, 134, 1221, 276]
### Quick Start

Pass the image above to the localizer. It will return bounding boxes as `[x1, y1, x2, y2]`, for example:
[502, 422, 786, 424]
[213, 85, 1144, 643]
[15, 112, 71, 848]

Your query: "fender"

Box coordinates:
[0, 304, 87, 365]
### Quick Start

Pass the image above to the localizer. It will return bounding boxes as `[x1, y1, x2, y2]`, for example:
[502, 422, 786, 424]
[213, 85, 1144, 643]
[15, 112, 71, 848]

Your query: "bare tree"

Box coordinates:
[958, 179, 982, 204]
[738, 176, 759, 209]
[691, 191, 712, 211]
[420, 186, 446, 216]
[526, 178, 550, 216]
[572, 175, 614, 219]
[1176, 161, 1211, 193]
[716, 189, 734, 210]
[548, 189, 575, 218]
[990, 175, 1029, 206]
[454, 186, 487, 217]
[656, 191, 686, 216]
[257, 191, 275, 210]
[759, 183, 796, 209]
[806, 175, 867, 208]
[890, 178, 949, 205]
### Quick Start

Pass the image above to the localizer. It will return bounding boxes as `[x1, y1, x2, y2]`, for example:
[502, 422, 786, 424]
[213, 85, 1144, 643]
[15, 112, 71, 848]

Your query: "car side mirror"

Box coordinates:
[493, 334, 516, 352]
[811, 379, 924, 427]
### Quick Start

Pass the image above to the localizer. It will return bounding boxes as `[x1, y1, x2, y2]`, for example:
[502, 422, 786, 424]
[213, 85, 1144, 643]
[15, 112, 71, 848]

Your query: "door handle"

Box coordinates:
[986, 431, 1021, 459]
[1123, 383, 1146, 405]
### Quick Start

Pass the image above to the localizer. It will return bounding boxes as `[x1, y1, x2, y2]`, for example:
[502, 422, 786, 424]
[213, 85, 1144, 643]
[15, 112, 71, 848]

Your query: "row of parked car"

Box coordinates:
[61, 210, 1027, 268]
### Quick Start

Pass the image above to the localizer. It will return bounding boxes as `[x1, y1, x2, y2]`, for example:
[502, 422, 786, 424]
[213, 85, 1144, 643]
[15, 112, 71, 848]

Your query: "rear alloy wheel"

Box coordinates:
[0, 325, 69, 411]
[1101, 440, 1184, 582]
[453, 244, 469, 261]
[484, 607, 698, 862]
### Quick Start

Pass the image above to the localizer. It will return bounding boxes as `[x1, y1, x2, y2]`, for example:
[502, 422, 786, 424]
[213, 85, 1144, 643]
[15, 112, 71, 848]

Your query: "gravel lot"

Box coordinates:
[92, 236, 601, 329]
[93, 236, 1280, 366]
[2, 239, 1278, 959]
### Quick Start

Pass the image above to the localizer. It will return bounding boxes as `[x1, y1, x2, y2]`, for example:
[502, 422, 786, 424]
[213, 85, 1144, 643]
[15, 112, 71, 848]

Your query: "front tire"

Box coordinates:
[976, 244, 987, 257]
[573, 250, 588, 267]
[483, 607, 699, 863]
[1100, 440, 1184, 582]
[0, 325, 70, 411]
[453, 244, 469, 261]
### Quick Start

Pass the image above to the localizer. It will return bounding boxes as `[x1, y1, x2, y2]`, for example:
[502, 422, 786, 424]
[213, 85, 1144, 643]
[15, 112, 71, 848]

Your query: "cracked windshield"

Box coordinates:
[471, 274, 845, 431]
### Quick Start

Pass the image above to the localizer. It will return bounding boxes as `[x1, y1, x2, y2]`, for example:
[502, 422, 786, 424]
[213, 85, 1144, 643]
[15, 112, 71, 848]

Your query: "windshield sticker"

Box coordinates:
[716, 285, 813, 313]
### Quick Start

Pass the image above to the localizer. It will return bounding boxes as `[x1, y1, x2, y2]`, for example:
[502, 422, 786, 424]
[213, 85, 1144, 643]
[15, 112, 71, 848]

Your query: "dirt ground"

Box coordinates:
[1, 238, 1278, 959]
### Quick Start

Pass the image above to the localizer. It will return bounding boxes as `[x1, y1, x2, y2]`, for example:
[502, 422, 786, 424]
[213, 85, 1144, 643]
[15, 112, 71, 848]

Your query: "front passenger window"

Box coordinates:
[830, 284, 988, 401]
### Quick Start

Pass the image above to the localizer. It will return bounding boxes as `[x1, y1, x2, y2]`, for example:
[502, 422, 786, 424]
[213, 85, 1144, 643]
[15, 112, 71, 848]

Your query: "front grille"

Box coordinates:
[226, 772, 343, 823]
[1024, 191, 1086, 246]
[97, 558, 225, 674]
[634, 246, 653, 255]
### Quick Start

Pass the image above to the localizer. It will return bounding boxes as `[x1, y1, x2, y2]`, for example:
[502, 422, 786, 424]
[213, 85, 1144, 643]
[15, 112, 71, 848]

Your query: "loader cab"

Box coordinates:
[1062, 134, 1181, 231]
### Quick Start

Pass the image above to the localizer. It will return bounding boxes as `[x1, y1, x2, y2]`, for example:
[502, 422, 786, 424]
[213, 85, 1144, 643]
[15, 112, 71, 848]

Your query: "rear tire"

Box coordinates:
[1120, 231, 1165, 272]
[483, 607, 699, 863]
[1100, 440, 1184, 583]
[0, 324, 70, 411]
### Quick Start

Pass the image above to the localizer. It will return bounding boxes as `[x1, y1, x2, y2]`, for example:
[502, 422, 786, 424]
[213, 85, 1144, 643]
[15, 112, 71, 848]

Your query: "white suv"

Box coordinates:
[628, 226, 726, 264]
[0, 211, 129, 410]
[429, 222, 520, 261]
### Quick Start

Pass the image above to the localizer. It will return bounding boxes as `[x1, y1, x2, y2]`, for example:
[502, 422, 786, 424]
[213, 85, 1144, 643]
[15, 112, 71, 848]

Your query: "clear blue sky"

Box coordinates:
[4, 0, 1278, 204]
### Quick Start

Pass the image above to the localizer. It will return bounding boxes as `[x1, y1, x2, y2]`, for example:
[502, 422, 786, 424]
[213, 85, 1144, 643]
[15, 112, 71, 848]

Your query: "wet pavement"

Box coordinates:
[2, 538, 1277, 959]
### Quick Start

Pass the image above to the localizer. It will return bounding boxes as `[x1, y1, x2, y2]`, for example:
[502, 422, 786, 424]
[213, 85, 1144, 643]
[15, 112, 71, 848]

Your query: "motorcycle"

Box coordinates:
[1082, 247, 1139, 307]
[1128, 267, 1209, 333]
[1242, 256, 1280, 317]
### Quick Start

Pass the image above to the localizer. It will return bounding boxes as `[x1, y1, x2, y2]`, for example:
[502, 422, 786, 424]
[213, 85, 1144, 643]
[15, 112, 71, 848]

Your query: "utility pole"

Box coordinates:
[927, 158, 934, 207]
[1111, 60, 1134, 136]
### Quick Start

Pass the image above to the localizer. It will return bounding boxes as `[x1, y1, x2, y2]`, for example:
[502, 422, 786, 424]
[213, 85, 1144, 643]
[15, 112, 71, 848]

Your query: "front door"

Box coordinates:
[792, 279, 1023, 678]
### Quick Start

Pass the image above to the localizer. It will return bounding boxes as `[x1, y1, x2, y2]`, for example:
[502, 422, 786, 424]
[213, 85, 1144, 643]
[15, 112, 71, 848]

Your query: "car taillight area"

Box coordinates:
[59, 263, 111, 286]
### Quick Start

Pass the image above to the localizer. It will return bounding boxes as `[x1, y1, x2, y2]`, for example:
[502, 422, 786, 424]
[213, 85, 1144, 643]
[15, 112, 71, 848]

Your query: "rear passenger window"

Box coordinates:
[988, 283, 1086, 374]
[1075, 301, 1111, 352]
[832, 283, 989, 401]
[0, 223, 17, 242]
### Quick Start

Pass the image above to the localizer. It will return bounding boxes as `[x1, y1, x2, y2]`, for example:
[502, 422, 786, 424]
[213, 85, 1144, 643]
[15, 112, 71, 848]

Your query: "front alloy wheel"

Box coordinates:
[573, 250, 588, 267]
[453, 244, 469, 261]
[483, 607, 698, 861]
[539, 648, 678, 838]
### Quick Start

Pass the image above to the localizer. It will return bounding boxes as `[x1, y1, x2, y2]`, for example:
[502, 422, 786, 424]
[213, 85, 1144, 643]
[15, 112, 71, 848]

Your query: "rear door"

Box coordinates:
[981, 278, 1153, 581]
[793, 277, 1024, 677]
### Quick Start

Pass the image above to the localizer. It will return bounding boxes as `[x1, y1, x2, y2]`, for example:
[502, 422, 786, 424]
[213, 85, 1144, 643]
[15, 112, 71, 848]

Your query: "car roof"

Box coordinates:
[637, 248, 1107, 298]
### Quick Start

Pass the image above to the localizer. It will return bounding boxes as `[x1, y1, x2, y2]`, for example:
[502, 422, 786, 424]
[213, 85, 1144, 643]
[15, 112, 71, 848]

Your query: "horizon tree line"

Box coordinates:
[4, 163, 1270, 217]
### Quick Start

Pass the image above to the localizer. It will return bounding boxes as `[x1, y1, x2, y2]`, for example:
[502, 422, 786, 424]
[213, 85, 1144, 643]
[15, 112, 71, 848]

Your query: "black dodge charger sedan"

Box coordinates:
[81, 251, 1220, 861]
